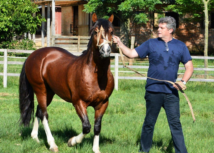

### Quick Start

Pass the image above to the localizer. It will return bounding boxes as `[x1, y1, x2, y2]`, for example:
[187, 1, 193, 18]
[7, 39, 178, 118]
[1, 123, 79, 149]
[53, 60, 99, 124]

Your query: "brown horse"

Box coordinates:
[19, 13, 114, 153]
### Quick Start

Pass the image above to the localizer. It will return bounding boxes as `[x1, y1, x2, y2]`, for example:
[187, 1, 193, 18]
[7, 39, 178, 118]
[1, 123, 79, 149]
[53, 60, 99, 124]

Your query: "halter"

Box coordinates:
[95, 26, 113, 47]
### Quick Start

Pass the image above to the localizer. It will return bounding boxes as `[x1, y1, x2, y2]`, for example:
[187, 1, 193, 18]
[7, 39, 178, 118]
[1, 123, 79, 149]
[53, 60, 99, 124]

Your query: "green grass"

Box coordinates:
[0, 77, 214, 153]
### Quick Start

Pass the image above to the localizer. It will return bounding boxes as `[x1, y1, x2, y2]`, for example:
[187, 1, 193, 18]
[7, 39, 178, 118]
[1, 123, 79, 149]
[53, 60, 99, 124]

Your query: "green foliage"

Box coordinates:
[164, 0, 214, 22]
[0, 39, 36, 50]
[0, 0, 44, 48]
[84, 0, 162, 24]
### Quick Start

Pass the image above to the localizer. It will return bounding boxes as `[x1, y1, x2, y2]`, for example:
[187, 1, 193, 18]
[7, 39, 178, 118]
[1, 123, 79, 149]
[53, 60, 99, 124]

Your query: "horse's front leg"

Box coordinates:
[68, 101, 91, 147]
[93, 101, 109, 153]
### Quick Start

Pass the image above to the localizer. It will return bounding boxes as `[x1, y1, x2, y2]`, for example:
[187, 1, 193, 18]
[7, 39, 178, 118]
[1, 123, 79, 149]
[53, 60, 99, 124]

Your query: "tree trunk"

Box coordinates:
[203, 0, 209, 79]
[120, 20, 129, 46]
[120, 20, 130, 64]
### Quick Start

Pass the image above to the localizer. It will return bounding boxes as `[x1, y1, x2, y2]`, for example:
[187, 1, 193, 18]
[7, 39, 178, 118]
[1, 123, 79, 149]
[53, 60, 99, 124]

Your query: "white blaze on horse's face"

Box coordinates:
[97, 26, 112, 58]
[99, 35, 111, 58]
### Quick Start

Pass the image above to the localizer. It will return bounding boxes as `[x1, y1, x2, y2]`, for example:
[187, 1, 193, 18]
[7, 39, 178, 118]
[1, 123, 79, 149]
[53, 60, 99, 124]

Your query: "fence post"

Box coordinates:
[78, 35, 80, 52]
[3, 49, 7, 88]
[52, 35, 55, 46]
[114, 54, 118, 90]
[129, 36, 135, 65]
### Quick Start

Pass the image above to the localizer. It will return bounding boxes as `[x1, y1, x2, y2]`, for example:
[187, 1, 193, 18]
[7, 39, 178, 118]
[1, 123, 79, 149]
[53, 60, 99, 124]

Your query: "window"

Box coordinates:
[210, 12, 214, 28]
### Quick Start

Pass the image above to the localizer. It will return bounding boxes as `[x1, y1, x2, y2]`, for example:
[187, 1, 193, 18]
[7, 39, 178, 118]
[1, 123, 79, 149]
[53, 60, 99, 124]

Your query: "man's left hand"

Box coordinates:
[173, 81, 187, 91]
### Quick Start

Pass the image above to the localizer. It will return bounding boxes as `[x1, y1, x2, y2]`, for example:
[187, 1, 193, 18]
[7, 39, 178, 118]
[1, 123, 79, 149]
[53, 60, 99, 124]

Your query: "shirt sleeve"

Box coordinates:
[135, 40, 150, 58]
[181, 44, 192, 64]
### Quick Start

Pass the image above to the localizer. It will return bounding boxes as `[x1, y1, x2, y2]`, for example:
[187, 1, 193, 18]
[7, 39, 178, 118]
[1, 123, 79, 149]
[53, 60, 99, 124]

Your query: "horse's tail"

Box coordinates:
[19, 61, 34, 126]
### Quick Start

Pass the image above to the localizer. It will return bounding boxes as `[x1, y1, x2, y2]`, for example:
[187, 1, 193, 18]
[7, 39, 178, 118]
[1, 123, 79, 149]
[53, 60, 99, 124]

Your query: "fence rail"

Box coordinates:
[52, 35, 90, 52]
[1, 49, 214, 89]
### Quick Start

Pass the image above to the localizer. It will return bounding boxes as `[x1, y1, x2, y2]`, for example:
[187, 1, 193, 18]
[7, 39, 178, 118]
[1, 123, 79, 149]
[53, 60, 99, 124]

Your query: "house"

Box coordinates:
[131, 4, 214, 54]
[31, 0, 91, 47]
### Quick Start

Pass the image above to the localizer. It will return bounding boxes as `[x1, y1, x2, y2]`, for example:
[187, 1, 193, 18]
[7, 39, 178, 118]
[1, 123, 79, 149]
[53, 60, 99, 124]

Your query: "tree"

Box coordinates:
[164, 0, 214, 78]
[0, 0, 44, 48]
[84, 0, 162, 46]
[202, 0, 210, 78]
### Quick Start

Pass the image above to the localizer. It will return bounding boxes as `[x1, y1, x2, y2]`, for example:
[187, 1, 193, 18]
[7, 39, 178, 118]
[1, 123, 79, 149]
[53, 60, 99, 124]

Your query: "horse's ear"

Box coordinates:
[92, 13, 98, 23]
[108, 14, 114, 23]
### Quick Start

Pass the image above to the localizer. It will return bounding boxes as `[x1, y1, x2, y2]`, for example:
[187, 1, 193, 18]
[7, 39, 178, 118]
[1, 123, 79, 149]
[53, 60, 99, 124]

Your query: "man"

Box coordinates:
[113, 16, 193, 153]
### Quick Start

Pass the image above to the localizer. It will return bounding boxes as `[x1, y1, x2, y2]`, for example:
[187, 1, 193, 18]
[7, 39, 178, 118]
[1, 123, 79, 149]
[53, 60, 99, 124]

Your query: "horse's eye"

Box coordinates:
[111, 32, 113, 35]
[94, 31, 97, 35]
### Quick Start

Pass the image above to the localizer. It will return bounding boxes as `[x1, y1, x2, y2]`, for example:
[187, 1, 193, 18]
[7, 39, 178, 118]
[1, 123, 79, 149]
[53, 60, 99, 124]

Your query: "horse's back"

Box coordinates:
[25, 47, 77, 101]
[26, 47, 76, 74]
[28, 47, 75, 61]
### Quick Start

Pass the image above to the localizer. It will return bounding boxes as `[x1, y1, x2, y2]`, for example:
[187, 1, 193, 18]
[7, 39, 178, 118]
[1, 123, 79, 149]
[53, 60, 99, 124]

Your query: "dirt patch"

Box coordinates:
[52, 98, 66, 103]
[0, 93, 11, 96]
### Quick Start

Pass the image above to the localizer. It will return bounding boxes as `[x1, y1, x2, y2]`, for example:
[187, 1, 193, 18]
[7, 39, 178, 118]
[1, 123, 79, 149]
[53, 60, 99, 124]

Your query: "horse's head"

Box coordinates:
[91, 13, 114, 58]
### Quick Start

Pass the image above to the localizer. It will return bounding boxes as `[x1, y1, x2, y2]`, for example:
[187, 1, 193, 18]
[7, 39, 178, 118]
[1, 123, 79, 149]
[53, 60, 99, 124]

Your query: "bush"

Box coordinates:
[0, 39, 36, 50]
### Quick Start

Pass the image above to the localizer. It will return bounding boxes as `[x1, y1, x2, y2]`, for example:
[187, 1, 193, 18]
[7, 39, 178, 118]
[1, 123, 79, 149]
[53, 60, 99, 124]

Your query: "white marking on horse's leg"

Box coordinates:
[68, 133, 85, 147]
[92, 135, 100, 153]
[75, 132, 85, 143]
[31, 117, 40, 142]
[42, 117, 58, 152]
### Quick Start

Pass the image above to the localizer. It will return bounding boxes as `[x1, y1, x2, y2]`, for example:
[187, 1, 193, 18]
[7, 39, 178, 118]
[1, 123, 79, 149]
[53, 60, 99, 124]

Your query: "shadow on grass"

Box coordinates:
[67, 135, 116, 150]
[136, 136, 174, 153]
[20, 125, 115, 150]
[20, 125, 78, 149]
[153, 138, 174, 153]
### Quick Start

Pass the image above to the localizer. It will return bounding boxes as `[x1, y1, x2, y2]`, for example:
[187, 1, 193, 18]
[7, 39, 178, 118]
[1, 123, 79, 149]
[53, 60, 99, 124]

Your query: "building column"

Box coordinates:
[42, 4, 45, 47]
[28, 32, 31, 40]
[32, 13, 36, 43]
[47, 2, 50, 47]
[52, 0, 55, 39]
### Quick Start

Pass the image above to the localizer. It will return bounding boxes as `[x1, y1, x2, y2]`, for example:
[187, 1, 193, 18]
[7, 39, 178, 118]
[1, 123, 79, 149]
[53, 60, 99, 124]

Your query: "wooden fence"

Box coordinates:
[1, 49, 214, 90]
[52, 35, 90, 52]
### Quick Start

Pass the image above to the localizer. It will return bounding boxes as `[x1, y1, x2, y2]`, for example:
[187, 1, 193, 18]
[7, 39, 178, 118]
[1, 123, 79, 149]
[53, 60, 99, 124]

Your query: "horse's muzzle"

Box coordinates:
[99, 45, 111, 58]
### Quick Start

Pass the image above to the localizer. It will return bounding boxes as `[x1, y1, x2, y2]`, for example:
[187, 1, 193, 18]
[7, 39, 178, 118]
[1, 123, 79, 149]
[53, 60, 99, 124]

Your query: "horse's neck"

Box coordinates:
[87, 48, 110, 74]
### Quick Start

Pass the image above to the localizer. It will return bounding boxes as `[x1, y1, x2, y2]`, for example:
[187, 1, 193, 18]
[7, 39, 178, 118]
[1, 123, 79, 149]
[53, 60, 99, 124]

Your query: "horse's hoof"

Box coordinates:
[50, 147, 58, 152]
[93, 148, 101, 153]
[32, 137, 40, 143]
[68, 137, 76, 147]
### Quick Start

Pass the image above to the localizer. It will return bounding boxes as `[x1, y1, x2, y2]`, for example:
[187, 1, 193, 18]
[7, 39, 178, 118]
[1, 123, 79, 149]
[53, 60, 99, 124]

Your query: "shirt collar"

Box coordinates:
[157, 37, 174, 43]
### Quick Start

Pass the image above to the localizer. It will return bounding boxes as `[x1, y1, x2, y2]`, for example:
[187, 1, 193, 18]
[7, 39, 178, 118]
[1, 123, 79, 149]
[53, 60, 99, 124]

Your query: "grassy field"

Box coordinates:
[0, 75, 214, 153]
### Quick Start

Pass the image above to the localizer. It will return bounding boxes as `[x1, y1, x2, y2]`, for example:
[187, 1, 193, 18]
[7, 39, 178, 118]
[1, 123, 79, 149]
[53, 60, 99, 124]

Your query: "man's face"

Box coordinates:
[158, 23, 173, 39]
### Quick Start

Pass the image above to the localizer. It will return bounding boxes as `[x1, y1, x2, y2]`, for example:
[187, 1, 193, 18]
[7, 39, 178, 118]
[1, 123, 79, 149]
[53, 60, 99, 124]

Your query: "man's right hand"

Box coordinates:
[174, 81, 187, 91]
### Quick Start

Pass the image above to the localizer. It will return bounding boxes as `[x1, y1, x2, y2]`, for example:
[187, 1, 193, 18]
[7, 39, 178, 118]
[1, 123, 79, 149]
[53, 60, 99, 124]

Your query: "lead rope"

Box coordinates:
[119, 48, 196, 122]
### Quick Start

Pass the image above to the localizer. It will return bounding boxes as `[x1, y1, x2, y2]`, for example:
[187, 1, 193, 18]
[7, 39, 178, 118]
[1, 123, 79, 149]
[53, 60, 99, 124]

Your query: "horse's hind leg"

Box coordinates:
[34, 90, 58, 152]
[93, 101, 109, 153]
[68, 100, 91, 147]
[31, 112, 40, 142]
[31, 90, 55, 142]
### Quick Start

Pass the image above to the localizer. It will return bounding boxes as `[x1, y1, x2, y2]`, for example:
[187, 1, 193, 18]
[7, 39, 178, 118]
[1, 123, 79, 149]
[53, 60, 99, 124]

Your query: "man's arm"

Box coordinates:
[173, 60, 194, 90]
[113, 36, 139, 58]
[182, 60, 194, 82]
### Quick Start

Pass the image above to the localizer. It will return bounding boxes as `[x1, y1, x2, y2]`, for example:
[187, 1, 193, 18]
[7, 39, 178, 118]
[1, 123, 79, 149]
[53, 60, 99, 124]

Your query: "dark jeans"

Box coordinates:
[140, 91, 187, 153]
